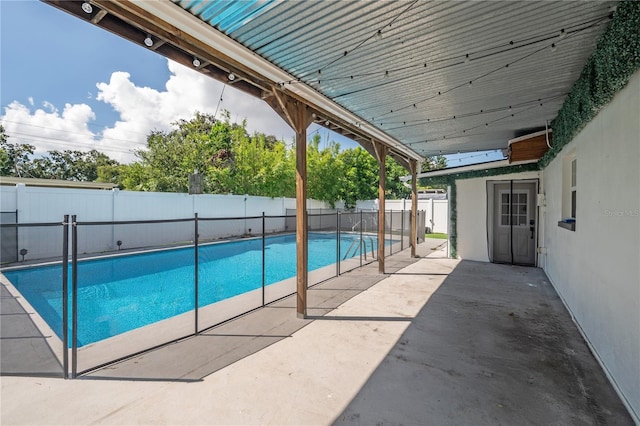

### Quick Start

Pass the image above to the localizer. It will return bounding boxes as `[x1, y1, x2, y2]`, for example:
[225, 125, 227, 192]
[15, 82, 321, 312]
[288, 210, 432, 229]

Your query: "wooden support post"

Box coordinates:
[410, 159, 418, 258]
[373, 141, 387, 274]
[295, 106, 312, 318]
[267, 90, 314, 318]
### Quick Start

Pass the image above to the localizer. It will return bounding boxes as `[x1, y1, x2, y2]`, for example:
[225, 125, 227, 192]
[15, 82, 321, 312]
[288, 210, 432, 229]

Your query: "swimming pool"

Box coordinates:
[3, 232, 380, 347]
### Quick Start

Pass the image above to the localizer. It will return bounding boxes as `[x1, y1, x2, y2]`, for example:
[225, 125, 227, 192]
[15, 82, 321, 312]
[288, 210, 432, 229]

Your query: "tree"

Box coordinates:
[28, 150, 118, 181]
[421, 155, 447, 172]
[0, 127, 35, 177]
[419, 155, 448, 190]
[385, 158, 411, 200]
[307, 135, 343, 207]
[338, 147, 378, 208]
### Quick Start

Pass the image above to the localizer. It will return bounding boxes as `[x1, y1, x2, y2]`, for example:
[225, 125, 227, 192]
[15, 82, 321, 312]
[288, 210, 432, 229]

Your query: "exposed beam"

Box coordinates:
[90, 9, 108, 24]
[149, 39, 166, 51]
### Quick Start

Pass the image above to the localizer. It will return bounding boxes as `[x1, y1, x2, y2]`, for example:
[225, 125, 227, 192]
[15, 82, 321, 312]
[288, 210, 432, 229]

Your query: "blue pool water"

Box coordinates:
[3, 233, 380, 347]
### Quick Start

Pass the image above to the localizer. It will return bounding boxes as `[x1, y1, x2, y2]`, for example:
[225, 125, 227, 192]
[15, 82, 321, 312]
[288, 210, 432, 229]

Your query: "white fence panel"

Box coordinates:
[355, 198, 449, 234]
[0, 186, 335, 261]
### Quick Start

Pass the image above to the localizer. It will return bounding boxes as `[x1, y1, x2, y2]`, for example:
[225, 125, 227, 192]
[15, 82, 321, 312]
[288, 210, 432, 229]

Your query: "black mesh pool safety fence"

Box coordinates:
[0, 209, 423, 378]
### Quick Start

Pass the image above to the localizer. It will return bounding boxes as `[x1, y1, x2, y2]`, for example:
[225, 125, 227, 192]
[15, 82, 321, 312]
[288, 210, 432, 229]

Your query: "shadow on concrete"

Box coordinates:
[333, 260, 634, 426]
[0, 283, 63, 378]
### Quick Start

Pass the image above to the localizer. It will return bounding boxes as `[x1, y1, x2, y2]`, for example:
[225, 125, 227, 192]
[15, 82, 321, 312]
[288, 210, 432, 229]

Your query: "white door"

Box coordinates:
[492, 182, 536, 265]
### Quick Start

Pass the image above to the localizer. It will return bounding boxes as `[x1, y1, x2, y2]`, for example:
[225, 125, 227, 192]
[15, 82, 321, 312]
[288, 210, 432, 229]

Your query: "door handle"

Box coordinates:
[529, 219, 535, 239]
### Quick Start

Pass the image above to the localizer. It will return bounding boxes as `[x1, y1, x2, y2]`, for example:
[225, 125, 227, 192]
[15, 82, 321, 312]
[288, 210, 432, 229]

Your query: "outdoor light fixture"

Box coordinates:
[558, 29, 566, 40]
[144, 35, 153, 47]
[375, 29, 383, 40]
[117, 240, 123, 250]
[468, 80, 473, 87]
[19, 248, 28, 262]
[551, 43, 557, 52]
[464, 54, 470, 63]
[192, 57, 201, 67]
[228, 72, 235, 81]
[81, 1, 93, 13]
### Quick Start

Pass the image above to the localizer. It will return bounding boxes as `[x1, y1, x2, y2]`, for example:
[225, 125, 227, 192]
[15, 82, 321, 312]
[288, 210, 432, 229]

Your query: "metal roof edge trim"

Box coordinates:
[132, 0, 421, 162]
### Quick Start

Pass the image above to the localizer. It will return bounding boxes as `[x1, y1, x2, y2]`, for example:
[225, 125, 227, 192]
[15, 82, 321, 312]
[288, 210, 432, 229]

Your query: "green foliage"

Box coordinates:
[539, 1, 640, 168]
[307, 135, 343, 207]
[0, 127, 35, 177]
[29, 150, 118, 181]
[339, 147, 378, 209]
[421, 155, 447, 172]
[425, 233, 448, 240]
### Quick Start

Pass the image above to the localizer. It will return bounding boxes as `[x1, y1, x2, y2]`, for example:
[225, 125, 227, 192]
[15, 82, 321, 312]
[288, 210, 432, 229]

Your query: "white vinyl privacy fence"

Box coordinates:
[0, 186, 329, 261]
[0, 185, 437, 262]
[349, 198, 449, 234]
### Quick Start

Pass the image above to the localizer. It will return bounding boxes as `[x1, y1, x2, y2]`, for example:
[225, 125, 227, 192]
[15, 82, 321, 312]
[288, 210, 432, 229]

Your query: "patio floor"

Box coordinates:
[1, 240, 633, 425]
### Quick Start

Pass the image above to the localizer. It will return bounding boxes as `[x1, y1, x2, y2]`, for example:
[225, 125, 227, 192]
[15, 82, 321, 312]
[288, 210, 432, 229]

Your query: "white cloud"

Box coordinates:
[1, 59, 295, 164]
[1, 101, 97, 157]
[27, 97, 34, 106]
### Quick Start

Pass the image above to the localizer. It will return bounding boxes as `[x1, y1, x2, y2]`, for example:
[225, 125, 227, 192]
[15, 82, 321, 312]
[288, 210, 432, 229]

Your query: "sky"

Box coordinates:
[0, 1, 503, 167]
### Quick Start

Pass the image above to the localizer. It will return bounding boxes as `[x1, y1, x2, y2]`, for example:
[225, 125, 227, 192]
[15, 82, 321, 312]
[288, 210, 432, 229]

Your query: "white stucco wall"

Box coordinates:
[541, 71, 640, 420]
[456, 171, 540, 262]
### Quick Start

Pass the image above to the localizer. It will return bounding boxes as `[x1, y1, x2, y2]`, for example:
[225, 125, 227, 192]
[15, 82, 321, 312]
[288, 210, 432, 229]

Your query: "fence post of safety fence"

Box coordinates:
[360, 210, 363, 267]
[389, 210, 393, 256]
[194, 213, 199, 335]
[61, 215, 69, 379]
[401, 209, 404, 251]
[262, 212, 265, 307]
[336, 211, 340, 277]
[71, 215, 78, 379]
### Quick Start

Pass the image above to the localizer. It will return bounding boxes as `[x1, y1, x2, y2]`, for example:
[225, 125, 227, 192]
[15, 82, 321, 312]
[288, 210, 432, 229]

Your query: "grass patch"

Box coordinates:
[426, 233, 448, 239]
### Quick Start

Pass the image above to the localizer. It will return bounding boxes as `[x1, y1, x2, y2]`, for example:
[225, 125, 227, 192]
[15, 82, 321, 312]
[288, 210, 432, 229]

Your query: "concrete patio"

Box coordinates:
[0, 241, 633, 425]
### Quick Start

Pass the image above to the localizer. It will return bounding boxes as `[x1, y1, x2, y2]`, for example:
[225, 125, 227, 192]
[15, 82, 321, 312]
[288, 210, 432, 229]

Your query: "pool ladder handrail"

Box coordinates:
[342, 236, 376, 261]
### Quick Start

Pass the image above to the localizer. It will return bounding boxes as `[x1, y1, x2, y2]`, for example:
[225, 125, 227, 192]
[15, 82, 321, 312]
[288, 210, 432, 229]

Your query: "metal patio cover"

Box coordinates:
[49, 0, 615, 162]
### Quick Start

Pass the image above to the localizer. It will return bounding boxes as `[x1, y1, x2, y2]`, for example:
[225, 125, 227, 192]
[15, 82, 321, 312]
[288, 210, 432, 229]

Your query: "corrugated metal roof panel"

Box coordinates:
[173, 0, 615, 157]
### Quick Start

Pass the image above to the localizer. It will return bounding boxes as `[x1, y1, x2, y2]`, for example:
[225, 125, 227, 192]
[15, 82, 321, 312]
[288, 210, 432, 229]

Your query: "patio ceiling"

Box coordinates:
[46, 0, 615, 162]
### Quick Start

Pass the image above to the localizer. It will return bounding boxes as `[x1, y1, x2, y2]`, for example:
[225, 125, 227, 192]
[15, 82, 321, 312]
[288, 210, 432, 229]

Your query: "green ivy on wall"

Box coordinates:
[540, 0, 640, 168]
